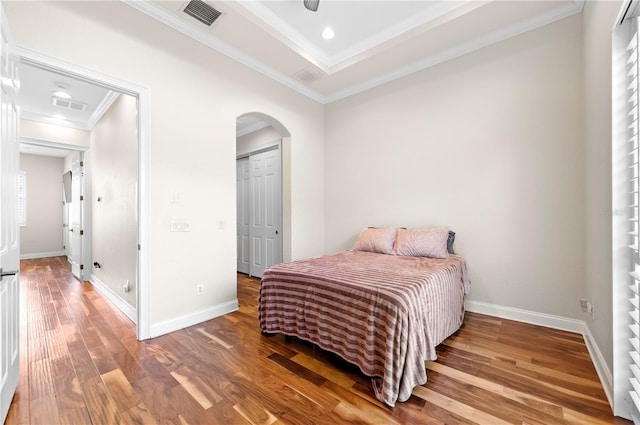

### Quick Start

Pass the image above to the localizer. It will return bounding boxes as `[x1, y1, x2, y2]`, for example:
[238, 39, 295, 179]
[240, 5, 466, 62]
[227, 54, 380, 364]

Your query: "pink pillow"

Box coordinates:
[394, 227, 450, 258]
[352, 227, 397, 254]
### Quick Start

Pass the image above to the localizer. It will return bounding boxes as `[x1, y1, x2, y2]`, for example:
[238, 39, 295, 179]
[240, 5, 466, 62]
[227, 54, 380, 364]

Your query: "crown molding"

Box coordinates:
[21, 88, 119, 132]
[121, 0, 325, 103]
[87, 90, 120, 130]
[121, 0, 583, 105]
[324, 0, 585, 103]
[328, 1, 476, 69]
[230, 1, 332, 72]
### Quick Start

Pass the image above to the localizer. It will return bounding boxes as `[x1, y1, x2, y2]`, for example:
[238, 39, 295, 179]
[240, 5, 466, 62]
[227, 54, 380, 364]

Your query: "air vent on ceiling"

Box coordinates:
[182, 0, 222, 27]
[51, 97, 87, 112]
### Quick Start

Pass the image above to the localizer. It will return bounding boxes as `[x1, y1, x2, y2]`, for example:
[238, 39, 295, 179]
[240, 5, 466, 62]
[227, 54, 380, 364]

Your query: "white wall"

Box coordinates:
[237, 126, 282, 156]
[325, 15, 585, 319]
[582, 0, 623, 386]
[19, 153, 64, 258]
[90, 94, 138, 308]
[21, 119, 90, 148]
[8, 3, 620, 369]
[4, 1, 325, 334]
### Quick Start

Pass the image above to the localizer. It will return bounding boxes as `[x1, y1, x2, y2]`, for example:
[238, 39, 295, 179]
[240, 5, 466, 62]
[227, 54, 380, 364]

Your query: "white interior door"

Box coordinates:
[236, 158, 250, 274]
[69, 153, 84, 280]
[0, 4, 20, 422]
[249, 148, 281, 278]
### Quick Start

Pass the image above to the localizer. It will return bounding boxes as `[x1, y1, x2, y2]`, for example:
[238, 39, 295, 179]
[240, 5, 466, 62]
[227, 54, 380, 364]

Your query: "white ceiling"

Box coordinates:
[19, 61, 118, 131]
[128, 0, 584, 103]
[18, 0, 584, 142]
[18, 61, 121, 157]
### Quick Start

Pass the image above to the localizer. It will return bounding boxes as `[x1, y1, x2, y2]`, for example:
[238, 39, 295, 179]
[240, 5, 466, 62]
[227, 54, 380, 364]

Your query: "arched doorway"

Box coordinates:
[236, 112, 291, 277]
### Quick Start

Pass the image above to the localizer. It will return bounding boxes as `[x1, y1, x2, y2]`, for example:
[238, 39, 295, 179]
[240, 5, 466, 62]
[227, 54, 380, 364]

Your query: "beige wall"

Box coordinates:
[90, 94, 138, 308]
[7, 2, 621, 372]
[21, 119, 90, 148]
[4, 1, 325, 332]
[237, 126, 282, 156]
[19, 154, 64, 258]
[325, 15, 585, 319]
[582, 0, 623, 379]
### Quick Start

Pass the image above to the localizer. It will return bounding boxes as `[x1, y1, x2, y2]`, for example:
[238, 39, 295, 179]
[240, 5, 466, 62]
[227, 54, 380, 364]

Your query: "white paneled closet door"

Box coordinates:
[236, 145, 282, 278]
[236, 158, 250, 274]
[250, 148, 281, 278]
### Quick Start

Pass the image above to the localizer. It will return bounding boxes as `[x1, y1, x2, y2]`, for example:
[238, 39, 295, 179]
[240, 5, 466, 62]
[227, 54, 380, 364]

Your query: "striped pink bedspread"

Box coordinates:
[259, 250, 470, 406]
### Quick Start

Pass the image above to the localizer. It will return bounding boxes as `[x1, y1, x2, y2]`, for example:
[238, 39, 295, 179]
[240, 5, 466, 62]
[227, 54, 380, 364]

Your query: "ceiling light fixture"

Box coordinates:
[53, 82, 71, 99]
[304, 0, 319, 12]
[53, 90, 71, 99]
[321, 27, 335, 40]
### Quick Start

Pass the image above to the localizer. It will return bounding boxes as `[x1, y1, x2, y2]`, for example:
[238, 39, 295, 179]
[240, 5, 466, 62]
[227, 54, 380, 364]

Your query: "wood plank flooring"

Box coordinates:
[5, 256, 629, 424]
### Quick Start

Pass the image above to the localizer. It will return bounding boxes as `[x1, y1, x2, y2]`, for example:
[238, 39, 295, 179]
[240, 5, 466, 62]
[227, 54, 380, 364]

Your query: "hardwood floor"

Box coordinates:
[5, 256, 629, 424]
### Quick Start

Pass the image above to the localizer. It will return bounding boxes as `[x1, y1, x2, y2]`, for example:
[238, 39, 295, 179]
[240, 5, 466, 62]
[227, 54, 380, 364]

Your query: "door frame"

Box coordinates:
[17, 47, 151, 340]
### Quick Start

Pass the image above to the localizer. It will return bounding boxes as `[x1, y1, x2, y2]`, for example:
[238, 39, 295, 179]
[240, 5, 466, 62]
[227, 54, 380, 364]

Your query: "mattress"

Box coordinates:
[258, 250, 469, 406]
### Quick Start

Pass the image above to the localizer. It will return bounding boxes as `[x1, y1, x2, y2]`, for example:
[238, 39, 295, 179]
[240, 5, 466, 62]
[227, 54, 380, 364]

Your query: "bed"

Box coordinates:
[258, 227, 470, 407]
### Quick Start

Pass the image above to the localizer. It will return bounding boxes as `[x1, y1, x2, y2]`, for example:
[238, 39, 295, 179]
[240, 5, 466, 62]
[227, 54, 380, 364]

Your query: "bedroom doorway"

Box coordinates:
[18, 50, 151, 340]
[236, 112, 290, 278]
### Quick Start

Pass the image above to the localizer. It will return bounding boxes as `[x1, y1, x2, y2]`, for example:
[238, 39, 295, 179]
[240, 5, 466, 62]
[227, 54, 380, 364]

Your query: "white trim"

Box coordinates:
[331, 1, 477, 68]
[149, 300, 239, 338]
[465, 300, 585, 333]
[90, 274, 137, 324]
[122, 0, 583, 105]
[233, 1, 475, 70]
[17, 47, 145, 98]
[324, 0, 584, 103]
[137, 84, 151, 341]
[16, 46, 152, 341]
[20, 251, 65, 260]
[121, 0, 325, 104]
[466, 299, 613, 410]
[583, 324, 614, 409]
[20, 137, 89, 152]
[86, 91, 120, 130]
[20, 110, 89, 131]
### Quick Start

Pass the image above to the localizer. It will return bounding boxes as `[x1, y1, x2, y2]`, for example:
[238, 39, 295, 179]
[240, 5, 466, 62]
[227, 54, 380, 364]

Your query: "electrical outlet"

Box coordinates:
[580, 298, 588, 312]
[197, 284, 204, 295]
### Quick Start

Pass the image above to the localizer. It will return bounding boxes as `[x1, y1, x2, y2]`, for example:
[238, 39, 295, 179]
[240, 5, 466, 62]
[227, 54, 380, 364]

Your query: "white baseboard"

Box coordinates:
[149, 300, 239, 339]
[90, 274, 137, 324]
[465, 299, 613, 410]
[581, 323, 614, 409]
[20, 251, 66, 260]
[465, 300, 585, 333]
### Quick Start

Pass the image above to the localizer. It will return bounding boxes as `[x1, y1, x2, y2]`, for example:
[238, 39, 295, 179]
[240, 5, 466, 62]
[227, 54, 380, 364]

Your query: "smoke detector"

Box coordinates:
[293, 67, 325, 83]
